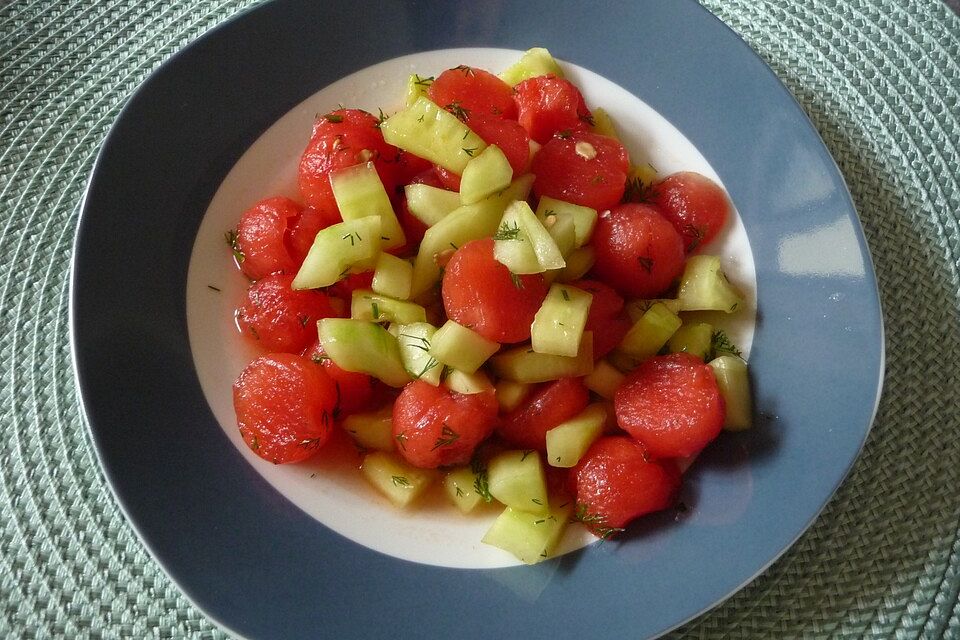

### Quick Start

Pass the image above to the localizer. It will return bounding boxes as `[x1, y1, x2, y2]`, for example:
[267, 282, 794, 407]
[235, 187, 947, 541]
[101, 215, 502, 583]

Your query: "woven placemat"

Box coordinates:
[2, 1, 958, 637]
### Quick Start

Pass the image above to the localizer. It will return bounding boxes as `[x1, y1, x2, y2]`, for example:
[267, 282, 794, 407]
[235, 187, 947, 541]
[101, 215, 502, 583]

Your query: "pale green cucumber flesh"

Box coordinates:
[545, 404, 607, 468]
[371, 252, 414, 300]
[678, 255, 745, 313]
[318, 318, 411, 387]
[404, 183, 461, 226]
[619, 302, 682, 360]
[351, 290, 427, 325]
[292, 216, 382, 289]
[708, 355, 752, 430]
[487, 450, 549, 515]
[394, 322, 442, 385]
[460, 144, 513, 205]
[481, 503, 572, 564]
[491, 332, 594, 383]
[429, 320, 500, 373]
[330, 161, 405, 250]
[361, 451, 435, 507]
[530, 284, 593, 357]
[380, 97, 486, 174]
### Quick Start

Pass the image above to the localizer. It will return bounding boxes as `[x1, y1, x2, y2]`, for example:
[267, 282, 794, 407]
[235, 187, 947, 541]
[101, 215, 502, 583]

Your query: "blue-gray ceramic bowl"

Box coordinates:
[70, 1, 883, 638]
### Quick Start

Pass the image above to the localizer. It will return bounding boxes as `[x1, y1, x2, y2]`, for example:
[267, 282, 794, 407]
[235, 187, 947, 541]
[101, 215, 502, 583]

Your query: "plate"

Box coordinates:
[70, 1, 884, 638]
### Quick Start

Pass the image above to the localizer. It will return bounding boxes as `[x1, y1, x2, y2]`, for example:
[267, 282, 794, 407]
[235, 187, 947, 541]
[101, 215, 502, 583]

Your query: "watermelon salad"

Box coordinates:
[225, 47, 753, 564]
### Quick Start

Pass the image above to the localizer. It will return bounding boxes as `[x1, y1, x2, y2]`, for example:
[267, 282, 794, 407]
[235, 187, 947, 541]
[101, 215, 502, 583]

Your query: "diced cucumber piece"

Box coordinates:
[541, 211, 577, 259]
[404, 183, 461, 226]
[545, 404, 607, 468]
[330, 162, 405, 250]
[443, 466, 486, 513]
[499, 47, 565, 86]
[556, 246, 595, 282]
[460, 145, 513, 205]
[343, 406, 395, 451]
[535, 196, 598, 247]
[589, 107, 619, 140]
[493, 201, 565, 274]
[606, 349, 643, 374]
[372, 253, 413, 300]
[445, 368, 494, 395]
[583, 359, 625, 399]
[627, 162, 659, 192]
[708, 355, 752, 431]
[395, 322, 442, 385]
[380, 96, 487, 174]
[318, 318, 411, 387]
[429, 320, 500, 373]
[351, 290, 427, 325]
[491, 332, 594, 383]
[292, 216, 382, 289]
[625, 298, 683, 322]
[530, 284, 593, 357]
[482, 503, 572, 564]
[410, 174, 535, 296]
[487, 450, 549, 515]
[360, 451, 435, 508]
[495, 381, 532, 412]
[492, 201, 539, 273]
[678, 255, 745, 313]
[619, 302, 682, 360]
[668, 322, 714, 360]
[405, 73, 433, 106]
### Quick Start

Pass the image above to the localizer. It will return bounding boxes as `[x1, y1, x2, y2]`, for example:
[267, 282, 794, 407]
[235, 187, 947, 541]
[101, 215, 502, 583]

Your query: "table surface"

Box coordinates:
[1, 1, 959, 638]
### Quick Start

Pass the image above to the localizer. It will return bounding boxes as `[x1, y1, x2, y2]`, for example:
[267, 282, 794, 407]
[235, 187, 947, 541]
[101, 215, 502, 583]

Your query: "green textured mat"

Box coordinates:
[2, 0, 958, 637]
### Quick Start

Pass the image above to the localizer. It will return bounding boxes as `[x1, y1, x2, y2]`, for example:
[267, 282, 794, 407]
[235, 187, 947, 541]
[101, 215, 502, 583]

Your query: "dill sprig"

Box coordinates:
[470, 456, 493, 502]
[445, 101, 471, 123]
[711, 329, 743, 359]
[225, 229, 244, 263]
[637, 255, 654, 273]
[412, 74, 434, 87]
[431, 424, 460, 451]
[493, 221, 522, 241]
[574, 503, 624, 540]
[509, 273, 524, 290]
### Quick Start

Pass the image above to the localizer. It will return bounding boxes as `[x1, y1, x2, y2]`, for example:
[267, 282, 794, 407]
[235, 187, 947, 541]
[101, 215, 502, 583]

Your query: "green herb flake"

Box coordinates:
[561, 289, 570, 301]
[637, 255, 654, 273]
[431, 424, 460, 451]
[225, 229, 245, 263]
[323, 112, 344, 123]
[493, 221, 522, 242]
[711, 329, 743, 359]
[509, 273, 524, 290]
[391, 475, 411, 487]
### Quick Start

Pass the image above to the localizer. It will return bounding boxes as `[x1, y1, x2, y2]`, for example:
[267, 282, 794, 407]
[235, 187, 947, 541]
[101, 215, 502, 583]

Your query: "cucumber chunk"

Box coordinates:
[429, 320, 500, 373]
[545, 404, 607, 468]
[618, 302, 682, 360]
[318, 318, 411, 387]
[361, 451, 435, 508]
[482, 503, 572, 564]
[495, 381, 532, 412]
[410, 174, 535, 296]
[343, 406, 395, 451]
[626, 163, 659, 198]
[404, 73, 433, 106]
[530, 284, 593, 357]
[708, 355, 752, 431]
[443, 466, 487, 513]
[491, 332, 594, 383]
[292, 216, 382, 289]
[589, 107, 619, 140]
[380, 96, 487, 174]
[372, 252, 414, 300]
[535, 196, 598, 247]
[493, 200, 565, 274]
[625, 298, 683, 322]
[583, 359, 625, 399]
[351, 289, 427, 325]
[541, 210, 577, 260]
[556, 245, 596, 282]
[445, 368, 494, 395]
[404, 183, 461, 227]
[487, 450, 549, 515]
[678, 255, 745, 313]
[667, 322, 714, 360]
[460, 145, 513, 205]
[395, 322, 443, 385]
[330, 162, 405, 250]
[499, 47, 565, 86]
